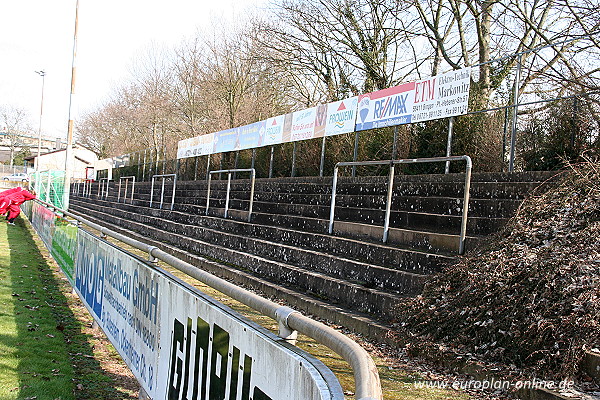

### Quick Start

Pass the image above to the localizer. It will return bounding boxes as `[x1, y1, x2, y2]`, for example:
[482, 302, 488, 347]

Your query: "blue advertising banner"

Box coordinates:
[74, 230, 161, 396]
[355, 82, 415, 131]
[213, 128, 239, 153]
[238, 121, 265, 150]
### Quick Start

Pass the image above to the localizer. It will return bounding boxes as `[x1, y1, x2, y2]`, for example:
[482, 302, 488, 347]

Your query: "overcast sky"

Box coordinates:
[0, 0, 266, 140]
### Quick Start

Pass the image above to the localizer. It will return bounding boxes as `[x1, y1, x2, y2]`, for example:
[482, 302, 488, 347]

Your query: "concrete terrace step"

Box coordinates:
[67, 208, 401, 342]
[166, 189, 521, 219]
[73, 197, 450, 275]
[71, 199, 415, 320]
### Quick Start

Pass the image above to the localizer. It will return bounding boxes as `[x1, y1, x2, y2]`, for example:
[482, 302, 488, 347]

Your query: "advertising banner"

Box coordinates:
[74, 230, 161, 397]
[290, 107, 317, 142]
[155, 279, 342, 400]
[238, 121, 266, 151]
[29, 203, 344, 400]
[175, 69, 472, 159]
[30, 201, 55, 250]
[324, 97, 358, 137]
[50, 217, 77, 284]
[355, 82, 415, 131]
[412, 67, 471, 123]
[177, 133, 214, 159]
[213, 128, 240, 154]
[262, 115, 285, 146]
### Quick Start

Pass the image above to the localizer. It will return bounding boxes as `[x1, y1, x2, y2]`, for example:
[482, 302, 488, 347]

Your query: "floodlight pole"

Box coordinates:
[34, 70, 45, 171]
[64, 0, 79, 211]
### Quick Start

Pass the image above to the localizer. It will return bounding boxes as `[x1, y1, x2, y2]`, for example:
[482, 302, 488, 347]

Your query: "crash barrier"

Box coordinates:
[329, 155, 472, 254]
[118, 176, 136, 204]
[23, 199, 382, 400]
[150, 174, 177, 210]
[206, 169, 256, 222]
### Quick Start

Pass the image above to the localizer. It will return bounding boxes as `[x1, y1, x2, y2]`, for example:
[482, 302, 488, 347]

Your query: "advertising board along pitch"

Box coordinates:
[73, 229, 344, 400]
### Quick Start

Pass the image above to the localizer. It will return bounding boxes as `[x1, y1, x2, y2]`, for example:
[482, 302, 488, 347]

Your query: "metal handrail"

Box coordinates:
[118, 176, 135, 204]
[329, 155, 472, 254]
[83, 179, 93, 198]
[98, 178, 110, 200]
[150, 174, 177, 210]
[206, 168, 255, 222]
[35, 198, 382, 400]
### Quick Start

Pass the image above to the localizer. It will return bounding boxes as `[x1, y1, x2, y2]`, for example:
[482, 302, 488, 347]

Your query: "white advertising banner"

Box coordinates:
[155, 279, 342, 400]
[262, 115, 285, 146]
[73, 229, 342, 400]
[74, 230, 161, 397]
[412, 67, 471, 123]
[177, 133, 214, 159]
[290, 107, 318, 142]
[325, 96, 358, 137]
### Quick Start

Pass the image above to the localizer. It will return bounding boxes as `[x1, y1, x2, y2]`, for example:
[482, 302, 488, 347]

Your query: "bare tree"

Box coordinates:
[0, 106, 30, 166]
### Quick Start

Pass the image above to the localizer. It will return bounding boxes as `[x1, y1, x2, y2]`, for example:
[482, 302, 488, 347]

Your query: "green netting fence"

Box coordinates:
[31, 170, 66, 209]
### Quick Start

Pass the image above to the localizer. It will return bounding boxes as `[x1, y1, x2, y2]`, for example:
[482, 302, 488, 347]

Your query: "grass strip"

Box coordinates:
[0, 216, 137, 400]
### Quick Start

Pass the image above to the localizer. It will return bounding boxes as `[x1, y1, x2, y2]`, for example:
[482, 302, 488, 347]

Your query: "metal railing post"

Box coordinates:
[248, 169, 255, 222]
[459, 158, 472, 255]
[445, 117, 454, 174]
[160, 176, 165, 209]
[207, 168, 256, 221]
[382, 164, 395, 243]
[171, 174, 177, 211]
[206, 173, 212, 215]
[149, 177, 155, 208]
[329, 156, 472, 254]
[319, 136, 326, 177]
[224, 172, 232, 218]
[328, 165, 339, 234]
[509, 55, 522, 172]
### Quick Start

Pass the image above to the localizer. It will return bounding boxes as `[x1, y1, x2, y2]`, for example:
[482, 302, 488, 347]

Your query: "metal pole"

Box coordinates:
[206, 155, 211, 180]
[459, 158, 472, 255]
[46, 172, 51, 202]
[63, 0, 79, 211]
[352, 132, 359, 177]
[149, 177, 155, 208]
[382, 164, 395, 243]
[291, 142, 297, 177]
[160, 177, 165, 209]
[502, 107, 509, 170]
[391, 126, 398, 160]
[248, 169, 255, 222]
[444, 117, 454, 174]
[142, 149, 147, 182]
[171, 175, 177, 211]
[508, 55, 522, 172]
[269, 146, 274, 178]
[319, 136, 326, 177]
[251, 148, 256, 171]
[35, 70, 45, 188]
[224, 173, 232, 218]
[118, 178, 122, 203]
[205, 173, 212, 215]
[234, 151, 239, 179]
[328, 166, 339, 234]
[194, 156, 198, 181]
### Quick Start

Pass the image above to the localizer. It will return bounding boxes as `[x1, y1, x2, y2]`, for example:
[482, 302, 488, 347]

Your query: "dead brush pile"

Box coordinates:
[400, 159, 600, 379]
